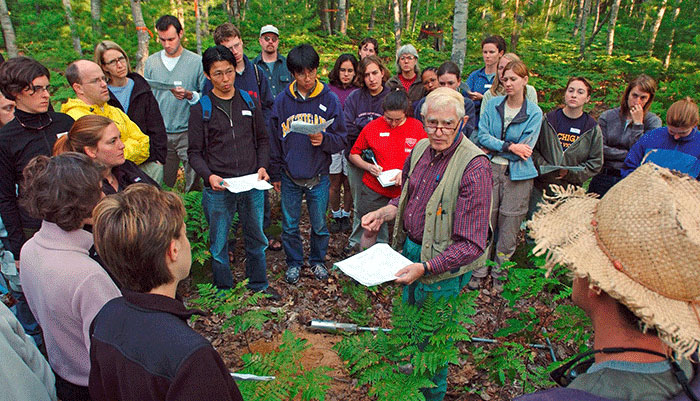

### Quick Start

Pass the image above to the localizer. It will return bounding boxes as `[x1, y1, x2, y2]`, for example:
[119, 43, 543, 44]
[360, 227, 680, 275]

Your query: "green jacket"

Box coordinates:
[392, 138, 491, 285]
[533, 108, 603, 189]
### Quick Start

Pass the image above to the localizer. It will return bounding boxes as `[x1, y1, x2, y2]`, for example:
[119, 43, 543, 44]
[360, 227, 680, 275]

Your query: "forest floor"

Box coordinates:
[183, 193, 580, 401]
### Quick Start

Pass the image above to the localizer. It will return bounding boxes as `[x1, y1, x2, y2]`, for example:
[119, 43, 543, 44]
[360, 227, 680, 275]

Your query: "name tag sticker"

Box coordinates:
[173, 81, 182, 86]
[380, 132, 390, 137]
[242, 110, 252, 116]
[570, 127, 581, 134]
[319, 104, 327, 112]
[484, 84, 492, 89]
[56, 132, 68, 138]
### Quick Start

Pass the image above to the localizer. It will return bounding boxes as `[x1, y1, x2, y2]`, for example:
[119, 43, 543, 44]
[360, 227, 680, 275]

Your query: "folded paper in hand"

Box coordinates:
[223, 174, 273, 193]
[538, 165, 585, 174]
[333, 243, 413, 287]
[289, 118, 334, 135]
[377, 169, 402, 187]
[145, 78, 179, 91]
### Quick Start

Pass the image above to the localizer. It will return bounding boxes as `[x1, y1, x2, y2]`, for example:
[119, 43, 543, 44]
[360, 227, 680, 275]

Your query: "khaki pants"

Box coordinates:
[164, 131, 199, 192]
[473, 162, 533, 279]
[346, 163, 364, 247]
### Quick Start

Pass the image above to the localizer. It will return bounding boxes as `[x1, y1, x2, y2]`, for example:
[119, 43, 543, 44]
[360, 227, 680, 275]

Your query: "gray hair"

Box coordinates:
[395, 44, 420, 75]
[421, 87, 465, 120]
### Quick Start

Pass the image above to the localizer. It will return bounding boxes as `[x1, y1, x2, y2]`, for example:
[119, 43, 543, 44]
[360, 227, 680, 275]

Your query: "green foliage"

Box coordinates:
[340, 279, 374, 326]
[335, 291, 478, 400]
[473, 342, 553, 392]
[238, 330, 332, 401]
[190, 281, 271, 334]
[550, 304, 591, 352]
[179, 191, 210, 266]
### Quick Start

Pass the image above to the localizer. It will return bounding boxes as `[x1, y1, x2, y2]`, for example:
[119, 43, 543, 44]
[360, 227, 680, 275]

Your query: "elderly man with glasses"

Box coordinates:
[361, 87, 492, 401]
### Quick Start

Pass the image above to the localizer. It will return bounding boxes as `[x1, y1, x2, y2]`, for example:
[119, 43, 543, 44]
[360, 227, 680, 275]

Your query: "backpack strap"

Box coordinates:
[254, 64, 261, 93]
[238, 90, 259, 149]
[199, 95, 212, 162]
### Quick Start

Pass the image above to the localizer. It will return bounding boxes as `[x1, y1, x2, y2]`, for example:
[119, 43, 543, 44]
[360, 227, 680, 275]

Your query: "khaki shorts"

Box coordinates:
[329, 151, 348, 175]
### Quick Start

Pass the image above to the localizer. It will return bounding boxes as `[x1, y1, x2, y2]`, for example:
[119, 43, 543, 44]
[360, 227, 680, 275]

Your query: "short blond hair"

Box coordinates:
[93, 184, 186, 293]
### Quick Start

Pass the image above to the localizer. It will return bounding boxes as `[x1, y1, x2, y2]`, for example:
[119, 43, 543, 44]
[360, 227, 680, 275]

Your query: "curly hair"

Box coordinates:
[20, 153, 105, 232]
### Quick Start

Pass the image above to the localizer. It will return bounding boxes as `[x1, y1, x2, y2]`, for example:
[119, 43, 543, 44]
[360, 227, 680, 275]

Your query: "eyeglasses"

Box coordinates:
[103, 55, 127, 67]
[23, 84, 52, 96]
[261, 35, 278, 43]
[399, 55, 416, 62]
[424, 120, 458, 134]
[210, 69, 235, 79]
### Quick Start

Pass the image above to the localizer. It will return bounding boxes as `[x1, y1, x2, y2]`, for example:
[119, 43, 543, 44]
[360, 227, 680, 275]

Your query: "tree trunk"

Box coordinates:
[0, 0, 17, 58]
[451, 0, 468, 73]
[320, 0, 331, 34]
[640, 12, 649, 30]
[130, 0, 150, 75]
[195, 0, 202, 55]
[393, 0, 402, 53]
[663, 0, 682, 68]
[573, 0, 585, 37]
[606, 0, 621, 55]
[592, 0, 601, 32]
[62, 0, 82, 56]
[411, 0, 421, 33]
[91, 0, 102, 37]
[230, 0, 240, 20]
[628, 0, 635, 16]
[586, 3, 612, 47]
[369, 1, 376, 30]
[176, 0, 185, 29]
[579, 0, 591, 58]
[337, 0, 347, 34]
[202, 0, 210, 35]
[544, 0, 555, 38]
[240, 0, 247, 21]
[648, 0, 668, 56]
[405, 0, 412, 30]
[510, 0, 521, 51]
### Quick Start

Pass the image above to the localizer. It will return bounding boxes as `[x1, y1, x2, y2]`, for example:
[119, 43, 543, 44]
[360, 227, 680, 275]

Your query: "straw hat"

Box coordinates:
[529, 163, 700, 357]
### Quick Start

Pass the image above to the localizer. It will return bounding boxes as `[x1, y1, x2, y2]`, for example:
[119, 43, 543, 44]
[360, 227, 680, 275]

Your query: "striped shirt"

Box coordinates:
[389, 135, 492, 275]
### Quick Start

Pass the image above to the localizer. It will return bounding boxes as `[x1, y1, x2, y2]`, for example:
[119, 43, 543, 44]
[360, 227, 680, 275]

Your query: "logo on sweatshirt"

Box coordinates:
[281, 113, 328, 138]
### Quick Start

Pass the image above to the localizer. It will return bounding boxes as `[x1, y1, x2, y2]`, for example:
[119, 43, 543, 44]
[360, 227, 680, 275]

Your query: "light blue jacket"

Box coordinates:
[476, 95, 543, 180]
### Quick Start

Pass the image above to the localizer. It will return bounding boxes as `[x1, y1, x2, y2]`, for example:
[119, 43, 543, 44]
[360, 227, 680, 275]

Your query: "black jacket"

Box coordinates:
[89, 291, 243, 401]
[108, 73, 167, 164]
[0, 110, 74, 258]
[102, 160, 159, 196]
[188, 90, 269, 184]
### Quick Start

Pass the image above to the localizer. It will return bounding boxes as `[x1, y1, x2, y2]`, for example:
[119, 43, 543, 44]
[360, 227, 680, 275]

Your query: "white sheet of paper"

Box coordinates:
[377, 169, 402, 187]
[230, 372, 276, 381]
[538, 165, 585, 174]
[289, 118, 334, 135]
[222, 174, 273, 193]
[145, 78, 179, 90]
[334, 243, 413, 287]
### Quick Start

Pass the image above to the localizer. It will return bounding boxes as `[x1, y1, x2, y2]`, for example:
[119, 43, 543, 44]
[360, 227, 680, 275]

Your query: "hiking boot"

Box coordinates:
[491, 277, 505, 294]
[467, 276, 482, 291]
[340, 216, 352, 233]
[285, 266, 301, 284]
[342, 243, 358, 257]
[312, 263, 329, 281]
[328, 218, 343, 233]
[259, 286, 281, 301]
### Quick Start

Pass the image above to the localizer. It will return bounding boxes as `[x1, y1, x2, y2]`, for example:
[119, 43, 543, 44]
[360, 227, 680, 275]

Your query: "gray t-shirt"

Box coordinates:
[568, 359, 694, 400]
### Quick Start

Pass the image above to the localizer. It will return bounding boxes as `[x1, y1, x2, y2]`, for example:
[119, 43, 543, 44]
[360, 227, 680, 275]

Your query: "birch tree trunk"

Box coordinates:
[411, 0, 421, 33]
[337, 0, 347, 34]
[0, 0, 17, 58]
[579, 0, 591, 58]
[544, 0, 555, 38]
[451, 0, 468, 73]
[573, 0, 585, 36]
[592, 0, 601, 32]
[606, 0, 622, 55]
[393, 0, 402, 53]
[405, 0, 412, 30]
[663, 0, 682, 68]
[195, 0, 202, 55]
[202, 0, 210, 36]
[176, 0, 185, 29]
[320, 0, 331, 34]
[130, 0, 150, 75]
[91, 0, 102, 37]
[369, 1, 376, 30]
[62, 0, 83, 56]
[648, 0, 668, 56]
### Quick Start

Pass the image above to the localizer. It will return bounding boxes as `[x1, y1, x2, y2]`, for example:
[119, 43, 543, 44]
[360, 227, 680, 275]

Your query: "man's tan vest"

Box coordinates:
[392, 138, 491, 284]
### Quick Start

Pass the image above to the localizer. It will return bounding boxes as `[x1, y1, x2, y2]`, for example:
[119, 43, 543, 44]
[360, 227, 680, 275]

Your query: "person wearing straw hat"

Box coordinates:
[516, 163, 700, 401]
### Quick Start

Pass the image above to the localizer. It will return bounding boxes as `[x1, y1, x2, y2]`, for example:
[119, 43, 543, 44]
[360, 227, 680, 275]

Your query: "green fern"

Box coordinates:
[190, 281, 271, 335]
[180, 191, 211, 265]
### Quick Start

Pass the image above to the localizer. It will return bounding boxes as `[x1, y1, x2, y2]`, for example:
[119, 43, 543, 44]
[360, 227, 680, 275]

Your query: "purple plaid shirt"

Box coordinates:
[389, 135, 492, 275]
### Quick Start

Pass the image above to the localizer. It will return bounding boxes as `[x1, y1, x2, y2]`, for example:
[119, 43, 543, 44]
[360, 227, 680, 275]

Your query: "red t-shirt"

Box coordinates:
[350, 117, 427, 198]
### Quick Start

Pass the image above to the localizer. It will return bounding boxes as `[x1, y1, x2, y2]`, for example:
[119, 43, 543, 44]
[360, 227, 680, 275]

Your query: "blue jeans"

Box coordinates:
[202, 188, 268, 290]
[280, 173, 330, 268]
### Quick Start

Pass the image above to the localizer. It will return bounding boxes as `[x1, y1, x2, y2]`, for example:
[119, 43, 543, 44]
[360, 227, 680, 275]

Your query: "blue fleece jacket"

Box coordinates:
[477, 95, 543, 180]
[269, 80, 347, 181]
[622, 127, 700, 177]
[466, 67, 496, 127]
